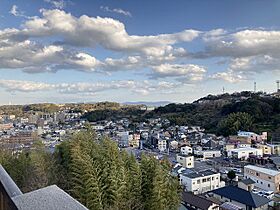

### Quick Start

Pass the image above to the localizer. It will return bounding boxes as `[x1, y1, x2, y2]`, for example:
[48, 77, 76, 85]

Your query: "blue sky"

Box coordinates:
[0, 0, 280, 104]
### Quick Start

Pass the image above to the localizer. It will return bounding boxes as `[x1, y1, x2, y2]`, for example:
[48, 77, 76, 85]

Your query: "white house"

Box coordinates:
[180, 170, 225, 194]
[227, 147, 263, 160]
[181, 145, 193, 155]
[176, 154, 194, 168]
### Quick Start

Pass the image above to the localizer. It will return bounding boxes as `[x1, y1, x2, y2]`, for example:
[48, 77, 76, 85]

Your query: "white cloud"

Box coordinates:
[9, 5, 31, 19]
[18, 9, 199, 56]
[0, 79, 176, 96]
[100, 6, 132, 17]
[151, 63, 206, 82]
[44, 0, 66, 9]
[210, 70, 246, 83]
[0, 39, 101, 73]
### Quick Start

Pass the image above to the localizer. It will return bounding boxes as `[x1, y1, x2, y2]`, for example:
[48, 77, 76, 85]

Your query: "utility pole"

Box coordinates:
[254, 82, 256, 92]
[222, 87, 225, 94]
[277, 80, 280, 92]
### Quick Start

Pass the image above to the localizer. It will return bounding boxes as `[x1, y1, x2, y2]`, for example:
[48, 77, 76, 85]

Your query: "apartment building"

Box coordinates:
[244, 165, 280, 192]
[267, 144, 280, 155]
[180, 170, 225, 194]
[257, 144, 272, 155]
[176, 154, 194, 168]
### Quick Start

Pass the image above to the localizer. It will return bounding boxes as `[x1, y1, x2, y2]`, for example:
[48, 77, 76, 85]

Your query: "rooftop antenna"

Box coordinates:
[254, 82, 256, 92]
[277, 80, 280, 92]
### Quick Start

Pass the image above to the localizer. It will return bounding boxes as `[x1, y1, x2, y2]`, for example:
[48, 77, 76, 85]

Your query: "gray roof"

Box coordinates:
[182, 192, 216, 210]
[270, 156, 280, 165]
[240, 178, 255, 185]
[13, 185, 88, 210]
[211, 186, 269, 208]
[182, 169, 218, 179]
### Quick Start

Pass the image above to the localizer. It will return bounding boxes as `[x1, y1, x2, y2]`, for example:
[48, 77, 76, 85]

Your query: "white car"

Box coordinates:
[264, 191, 274, 199]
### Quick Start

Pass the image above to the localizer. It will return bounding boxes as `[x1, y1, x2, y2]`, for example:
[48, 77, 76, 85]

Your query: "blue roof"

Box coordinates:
[211, 186, 269, 208]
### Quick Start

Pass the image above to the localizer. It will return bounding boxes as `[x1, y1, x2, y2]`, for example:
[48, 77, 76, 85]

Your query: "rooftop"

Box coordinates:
[211, 186, 269, 208]
[245, 165, 280, 176]
[182, 169, 219, 179]
[182, 192, 217, 210]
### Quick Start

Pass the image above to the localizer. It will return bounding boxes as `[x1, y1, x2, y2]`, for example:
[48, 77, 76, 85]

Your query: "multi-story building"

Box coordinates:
[158, 139, 167, 152]
[227, 147, 263, 160]
[257, 144, 272, 155]
[180, 145, 193, 155]
[180, 170, 225, 194]
[267, 144, 280, 155]
[244, 165, 280, 192]
[176, 154, 194, 168]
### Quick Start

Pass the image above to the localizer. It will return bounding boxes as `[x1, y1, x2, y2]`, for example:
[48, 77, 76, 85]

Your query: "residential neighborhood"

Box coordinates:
[1, 103, 280, 210]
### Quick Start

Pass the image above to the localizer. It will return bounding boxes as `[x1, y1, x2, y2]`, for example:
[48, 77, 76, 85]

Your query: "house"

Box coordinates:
[210, 185, 269, 210]
[237, 131, 267, 143]
[227, 147, 263, 160]
[203, 140, 219, 150]
[180, 145, 193, 155]
[237, 178, 255, 192]
[269, 156, 280, 170]
[182, 192, 219, 210]
[176, 154, 194, 168]
[244, 165, 280, 192]
[179, 170, 225, 194]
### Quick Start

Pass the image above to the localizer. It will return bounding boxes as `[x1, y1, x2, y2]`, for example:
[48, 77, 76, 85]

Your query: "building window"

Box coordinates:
[261, 182, 263, 184]
[197, 180, 200, 184]
[268, 184, 270, 187]
[268, 176, 271, 179]
[202, 178, 206, 183]
[207, 178, 211, 181]
[256, 173, 259, 176]
[212, 177, 214, 180]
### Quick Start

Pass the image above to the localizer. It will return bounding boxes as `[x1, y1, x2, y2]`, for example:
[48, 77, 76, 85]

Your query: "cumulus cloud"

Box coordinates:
[17, 9, 199, 56]
[0, 39, 101, 73]
[151, 63, 206, 82]
[100, 6, 132, 17]
[4, 8, 280, 84]
[0, 79, 176, 96]
[210, 70, 246, 83]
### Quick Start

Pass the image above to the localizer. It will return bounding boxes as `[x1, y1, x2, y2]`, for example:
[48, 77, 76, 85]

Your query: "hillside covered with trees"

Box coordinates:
[147, 92, 280, 136]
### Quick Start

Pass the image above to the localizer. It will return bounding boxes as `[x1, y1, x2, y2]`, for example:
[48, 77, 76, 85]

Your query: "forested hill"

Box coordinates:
[148, 91, 280, 135]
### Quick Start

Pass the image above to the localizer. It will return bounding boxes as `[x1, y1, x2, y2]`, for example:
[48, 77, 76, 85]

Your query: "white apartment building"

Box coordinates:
[176, 154, 194, 168]
[194, 150, 221, 159]
[227, 147, 263, 160]
[158, 139, 167, 152]
[180, 170, 225, 194]
[180, 145, 193, 155]
[244, 165, 280, 192]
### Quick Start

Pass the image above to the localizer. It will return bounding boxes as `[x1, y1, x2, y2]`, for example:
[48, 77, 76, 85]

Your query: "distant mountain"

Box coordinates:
[123, 101, 172, 107]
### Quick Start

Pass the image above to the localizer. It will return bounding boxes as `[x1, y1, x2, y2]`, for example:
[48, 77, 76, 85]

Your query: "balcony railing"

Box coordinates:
[0, 164, 88, 210]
